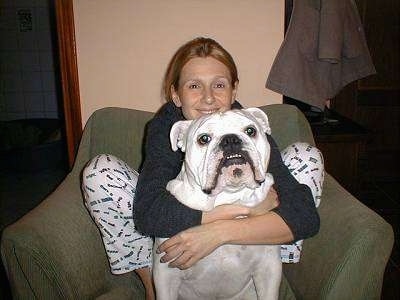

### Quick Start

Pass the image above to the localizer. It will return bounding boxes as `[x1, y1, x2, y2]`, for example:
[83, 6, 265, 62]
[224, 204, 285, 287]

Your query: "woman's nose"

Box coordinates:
[203, 88, 215, 104]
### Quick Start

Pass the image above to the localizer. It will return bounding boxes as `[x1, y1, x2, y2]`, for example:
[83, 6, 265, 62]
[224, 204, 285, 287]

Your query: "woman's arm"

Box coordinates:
[158, 211, 293, 269]
[134, 104, 203, 237]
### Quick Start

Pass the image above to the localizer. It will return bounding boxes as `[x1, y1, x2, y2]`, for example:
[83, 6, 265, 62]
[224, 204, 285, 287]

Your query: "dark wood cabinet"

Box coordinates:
[310, 112, 369, 196]
[331, 0, 399, 183]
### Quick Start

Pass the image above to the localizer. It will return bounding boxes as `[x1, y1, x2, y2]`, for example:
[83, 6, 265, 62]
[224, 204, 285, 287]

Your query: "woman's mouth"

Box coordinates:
[198, 109, 218, 115]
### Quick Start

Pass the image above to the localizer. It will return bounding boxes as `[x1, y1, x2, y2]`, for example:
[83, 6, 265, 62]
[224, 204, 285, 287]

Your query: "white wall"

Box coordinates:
[73, 0, 284, 124]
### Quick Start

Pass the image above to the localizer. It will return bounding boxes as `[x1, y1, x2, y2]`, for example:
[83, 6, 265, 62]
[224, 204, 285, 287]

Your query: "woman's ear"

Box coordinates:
[171, 86, 182, 107]
[231, 81, 239, 103]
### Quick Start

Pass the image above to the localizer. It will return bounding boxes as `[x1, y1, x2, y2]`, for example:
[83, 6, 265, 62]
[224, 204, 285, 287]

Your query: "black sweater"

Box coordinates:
[134, 101, 319, 241]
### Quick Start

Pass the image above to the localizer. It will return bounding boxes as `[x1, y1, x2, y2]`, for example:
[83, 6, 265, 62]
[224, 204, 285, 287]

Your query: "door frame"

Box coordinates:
[55, 0, 82, 169]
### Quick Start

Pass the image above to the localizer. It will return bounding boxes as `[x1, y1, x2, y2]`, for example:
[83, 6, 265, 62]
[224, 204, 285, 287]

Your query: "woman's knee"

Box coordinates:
[281, 142, 324, 169]
[82, 154, 122, 199]
[82, 154, 138, 205]
[84, 154, 121, 173]
[281, 142, 324, 207]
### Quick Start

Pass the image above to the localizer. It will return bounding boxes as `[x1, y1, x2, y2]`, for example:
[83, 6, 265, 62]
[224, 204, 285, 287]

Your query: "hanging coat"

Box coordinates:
[266, 0, 376, 109]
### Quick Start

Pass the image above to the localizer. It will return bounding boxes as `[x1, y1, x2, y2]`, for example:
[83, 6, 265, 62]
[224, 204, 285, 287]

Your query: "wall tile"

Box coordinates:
[22, 71, 42, 91]
[41, 71, 56, 91]
[0, 0, 15, 8]
[24, 92, 44, 112]
[26, 111, 44, 119]
[34, 0, 49, 8]
[0, 51, 20, 72]
[1, 0, 57, 121]
[44, 91, 58, 111]
[36, 7, 50, 31]
[0, 30, 18, 50]
[0, 8, 17, 30]
[18, 31, 38, 51]
[4, 92, 25, 112]
[36, 29, 52, 50]
[2, 73, 23, 92]
[9, 0, 36, 8]
[2, 112, 26, 121]
[20, 51, 40, 71]
[39, 51, 54, 71]
[44, 111, 58, 119]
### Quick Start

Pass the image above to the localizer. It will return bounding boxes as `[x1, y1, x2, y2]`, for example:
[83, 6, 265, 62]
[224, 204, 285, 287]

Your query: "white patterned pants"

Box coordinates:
[81, 142, 324, 274]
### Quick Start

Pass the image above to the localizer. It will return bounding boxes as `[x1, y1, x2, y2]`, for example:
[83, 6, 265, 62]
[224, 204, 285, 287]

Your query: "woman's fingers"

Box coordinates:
[167, 250, 194, 269]
[157, 234, 182, 254]
[159, 244, 182, 263]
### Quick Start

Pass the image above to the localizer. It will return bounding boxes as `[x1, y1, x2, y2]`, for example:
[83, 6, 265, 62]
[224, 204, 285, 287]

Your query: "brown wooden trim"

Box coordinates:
[55, 0, 82, 169]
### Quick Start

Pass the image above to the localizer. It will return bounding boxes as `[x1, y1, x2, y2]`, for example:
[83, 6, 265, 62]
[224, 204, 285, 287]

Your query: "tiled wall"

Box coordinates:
[0, 0, 60, 121]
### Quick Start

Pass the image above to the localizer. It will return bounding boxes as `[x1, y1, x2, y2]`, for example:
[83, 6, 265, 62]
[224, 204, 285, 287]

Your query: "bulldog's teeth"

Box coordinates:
[227, 154, 242, 159]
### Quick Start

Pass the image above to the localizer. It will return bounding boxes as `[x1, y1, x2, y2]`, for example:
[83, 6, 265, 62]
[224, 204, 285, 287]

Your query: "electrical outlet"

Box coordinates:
[18, 9, 33, 32]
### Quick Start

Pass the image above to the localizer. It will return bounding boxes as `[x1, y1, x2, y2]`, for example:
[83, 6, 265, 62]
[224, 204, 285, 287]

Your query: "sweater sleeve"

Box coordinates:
[267, 135, 320, 241]
[134, 106, 202, 238]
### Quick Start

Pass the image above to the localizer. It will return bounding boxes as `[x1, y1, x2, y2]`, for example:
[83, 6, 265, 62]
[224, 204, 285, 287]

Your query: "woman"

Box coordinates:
[82, 37, 323, 299]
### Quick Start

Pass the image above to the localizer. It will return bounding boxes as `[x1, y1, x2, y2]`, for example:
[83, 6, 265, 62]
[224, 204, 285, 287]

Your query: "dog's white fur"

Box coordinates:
[153, 108, 282, 300]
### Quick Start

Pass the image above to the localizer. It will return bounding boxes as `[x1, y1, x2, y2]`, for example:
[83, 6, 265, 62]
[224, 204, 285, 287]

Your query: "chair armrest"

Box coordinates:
[283, 175, 394, 299]
[1, 174, 144, 299]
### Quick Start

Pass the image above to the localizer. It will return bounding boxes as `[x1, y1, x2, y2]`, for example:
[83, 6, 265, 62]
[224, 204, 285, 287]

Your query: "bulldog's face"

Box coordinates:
[170, 108, 272, 196]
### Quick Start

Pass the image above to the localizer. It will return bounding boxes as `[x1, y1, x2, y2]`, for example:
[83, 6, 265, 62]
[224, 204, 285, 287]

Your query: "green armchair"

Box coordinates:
[1, 104, 394, 299]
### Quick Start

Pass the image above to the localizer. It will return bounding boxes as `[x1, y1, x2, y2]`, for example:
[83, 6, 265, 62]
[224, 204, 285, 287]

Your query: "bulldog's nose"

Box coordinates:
[220, 134, 242, 152]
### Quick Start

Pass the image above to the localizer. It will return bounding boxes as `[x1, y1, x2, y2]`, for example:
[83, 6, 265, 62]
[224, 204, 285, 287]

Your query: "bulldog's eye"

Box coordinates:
[244, 126, 257, 137]
[197, 134, 212, 145]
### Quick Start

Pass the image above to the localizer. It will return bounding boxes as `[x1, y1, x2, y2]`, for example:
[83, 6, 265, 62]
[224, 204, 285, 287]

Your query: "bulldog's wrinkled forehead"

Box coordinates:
[190, 110, 259, 135]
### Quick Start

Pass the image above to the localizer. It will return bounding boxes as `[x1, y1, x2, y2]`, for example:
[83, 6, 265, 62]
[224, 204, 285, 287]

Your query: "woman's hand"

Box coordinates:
[157, 222, 224, 270]
[249, 186, 279, 217]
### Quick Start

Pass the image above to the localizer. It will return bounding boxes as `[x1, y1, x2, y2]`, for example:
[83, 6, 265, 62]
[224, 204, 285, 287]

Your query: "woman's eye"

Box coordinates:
[188, 84, 200, 89]
[244, 126, 257, 137]
[197, 134, 212, 145]
[214, 82, 225, 88]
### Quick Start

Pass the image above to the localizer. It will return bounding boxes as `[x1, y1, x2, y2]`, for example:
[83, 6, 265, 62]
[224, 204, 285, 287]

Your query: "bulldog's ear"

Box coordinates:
[244, 107, 272, 135]
[170, 120, 193, 152]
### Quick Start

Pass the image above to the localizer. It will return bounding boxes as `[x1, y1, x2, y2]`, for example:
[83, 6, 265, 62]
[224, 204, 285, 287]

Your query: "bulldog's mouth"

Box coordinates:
[202, 150, 263, 195]
[224, 153, 247, 167]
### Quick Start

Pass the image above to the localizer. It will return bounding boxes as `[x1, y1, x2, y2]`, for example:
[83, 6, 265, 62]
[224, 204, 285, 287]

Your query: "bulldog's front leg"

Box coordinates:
[153, 238, 182, 300]
[252, 246, 282, 300]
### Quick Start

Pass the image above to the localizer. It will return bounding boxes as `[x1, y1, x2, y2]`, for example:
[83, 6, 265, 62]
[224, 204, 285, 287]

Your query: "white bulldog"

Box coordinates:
[153, 108, 282, 300]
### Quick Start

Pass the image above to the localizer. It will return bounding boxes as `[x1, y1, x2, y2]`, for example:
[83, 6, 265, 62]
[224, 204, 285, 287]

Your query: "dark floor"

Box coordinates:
[0, 166, 399, 299]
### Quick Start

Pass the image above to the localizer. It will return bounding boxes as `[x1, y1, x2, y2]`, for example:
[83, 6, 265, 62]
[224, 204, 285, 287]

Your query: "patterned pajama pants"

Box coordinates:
[81, 142, 324, 274]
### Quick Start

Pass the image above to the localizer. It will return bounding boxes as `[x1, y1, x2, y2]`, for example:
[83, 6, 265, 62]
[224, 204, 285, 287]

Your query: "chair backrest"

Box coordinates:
[73, 104, 314, 175]
[259, 104, 315, 149]
[73, 107, 155, 174]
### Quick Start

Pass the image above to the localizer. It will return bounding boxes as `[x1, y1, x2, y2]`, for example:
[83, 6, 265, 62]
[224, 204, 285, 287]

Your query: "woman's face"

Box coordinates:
[171, 57, 238, 120]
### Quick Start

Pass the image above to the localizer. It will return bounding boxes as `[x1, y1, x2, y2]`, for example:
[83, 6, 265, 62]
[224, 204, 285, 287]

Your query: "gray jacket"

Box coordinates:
[266, 0, 376, 109]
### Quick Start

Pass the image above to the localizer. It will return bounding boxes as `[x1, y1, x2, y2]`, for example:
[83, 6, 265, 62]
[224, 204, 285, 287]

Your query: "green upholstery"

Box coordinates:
[1, 104, 394, 299]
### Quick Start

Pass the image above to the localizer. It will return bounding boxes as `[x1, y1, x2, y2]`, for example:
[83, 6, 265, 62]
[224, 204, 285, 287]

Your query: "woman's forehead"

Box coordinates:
[180, 57, 232, 81]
